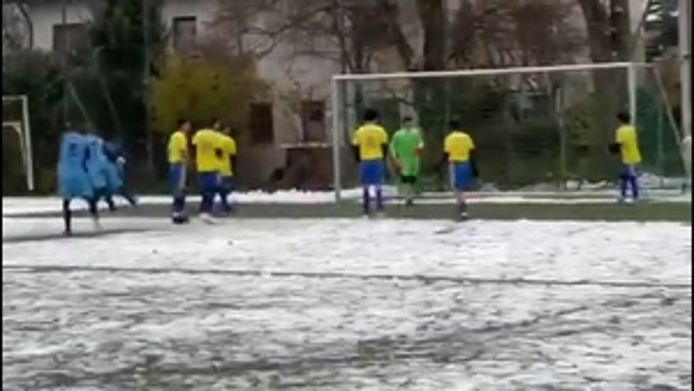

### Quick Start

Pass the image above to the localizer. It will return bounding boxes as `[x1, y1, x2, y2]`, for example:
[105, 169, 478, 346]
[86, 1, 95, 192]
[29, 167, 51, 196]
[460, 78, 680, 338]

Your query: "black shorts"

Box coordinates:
[400, 175, 417, 184]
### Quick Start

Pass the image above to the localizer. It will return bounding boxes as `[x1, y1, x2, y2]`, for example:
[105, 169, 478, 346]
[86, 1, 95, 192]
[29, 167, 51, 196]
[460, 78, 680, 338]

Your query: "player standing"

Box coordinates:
[168, 119, 192, 224]
[389, 116, 424, 206]
[192, 119, 223, 222]
[352, 109, 389, 217]
[57, 122, 101, 235]
[443, 120, 478, 220]
[609, 111, 642, 203]
[83, 127, 115, 210]
[215, 125, 238, 214]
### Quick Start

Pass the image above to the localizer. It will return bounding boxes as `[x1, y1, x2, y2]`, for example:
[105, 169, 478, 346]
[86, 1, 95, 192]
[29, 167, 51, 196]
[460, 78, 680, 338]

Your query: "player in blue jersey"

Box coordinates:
[83, 128, 113, 209]
[102, 140, 137, 209]
[57, 123, 101, 235]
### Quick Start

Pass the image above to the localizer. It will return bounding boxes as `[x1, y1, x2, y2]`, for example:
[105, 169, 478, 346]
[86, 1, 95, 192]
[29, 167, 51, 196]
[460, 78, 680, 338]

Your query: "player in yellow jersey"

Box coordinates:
[192, 119, 224, 221]
[352, 109, 389, 216]
[609, 111, 642, 202]
[167, 119, 192, 224]
[443, 120, 478, 220]
[215, 125, 238, 214]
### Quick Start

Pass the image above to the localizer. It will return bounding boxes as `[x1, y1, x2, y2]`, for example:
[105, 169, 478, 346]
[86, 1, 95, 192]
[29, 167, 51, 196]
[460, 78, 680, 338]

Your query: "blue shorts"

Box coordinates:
[58, 171, 93, 200]
[170, 163, 186, 197]
[198, 171, 220, 194]
[619, 164, 638, 179]
[360, 160, 385, 186]
[219, 176, 235, 193]
[450, 162, 473, 191]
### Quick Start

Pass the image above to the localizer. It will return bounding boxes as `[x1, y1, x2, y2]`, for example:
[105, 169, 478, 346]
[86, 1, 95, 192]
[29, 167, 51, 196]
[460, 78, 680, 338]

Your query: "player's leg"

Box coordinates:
[401, 175, 416, 206]
[62, 198, 72, 235]
[198, 172, 216, 220]
[119, 186, 137, 207]
[218, 176, 234, 214]
[375, 161, 385, 213]
[360, 161, 371, 215]
[618, 165, 629, 201]
[453, 163, 471, 219]
[86, 195, 102, 230]
[169, 163, 187, 223]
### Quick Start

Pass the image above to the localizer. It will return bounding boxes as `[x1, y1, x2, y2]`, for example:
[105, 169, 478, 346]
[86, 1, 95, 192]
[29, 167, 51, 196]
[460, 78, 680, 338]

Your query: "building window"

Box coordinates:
[172, 16, 197, 51]
[301, 100, 326, 143]
[249, 102, 274, 144]
[53, 23, 88, 53]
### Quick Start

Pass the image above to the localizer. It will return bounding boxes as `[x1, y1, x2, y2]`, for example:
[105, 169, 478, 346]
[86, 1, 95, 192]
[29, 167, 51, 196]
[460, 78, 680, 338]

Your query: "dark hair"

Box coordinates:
[402, 116, 413, 123]
[617, 111, 631, 124]
[211, 117, 221, 127]
[449, 119, 461, 130]
[363, 109, 379, 122]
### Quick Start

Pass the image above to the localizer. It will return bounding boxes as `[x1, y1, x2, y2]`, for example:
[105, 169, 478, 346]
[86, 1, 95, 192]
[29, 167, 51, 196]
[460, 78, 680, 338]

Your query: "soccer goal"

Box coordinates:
[2, 95, 35, 191]
[330, 62, 689, 202]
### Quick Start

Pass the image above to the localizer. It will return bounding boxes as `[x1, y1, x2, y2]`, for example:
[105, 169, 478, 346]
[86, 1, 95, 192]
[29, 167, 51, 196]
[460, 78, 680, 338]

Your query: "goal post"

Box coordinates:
[2, 95, 35, 191]
[330, 62, 689, 202]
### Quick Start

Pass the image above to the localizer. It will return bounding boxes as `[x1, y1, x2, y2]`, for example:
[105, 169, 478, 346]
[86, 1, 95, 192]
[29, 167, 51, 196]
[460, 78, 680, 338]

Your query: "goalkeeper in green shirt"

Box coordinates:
[389, 117, 424, 206]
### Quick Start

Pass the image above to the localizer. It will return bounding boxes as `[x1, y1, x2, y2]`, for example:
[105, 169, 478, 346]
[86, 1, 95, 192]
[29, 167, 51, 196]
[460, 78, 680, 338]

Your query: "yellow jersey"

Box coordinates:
[351, 123, 388, 160]
[192, 128, 222, 172]
[167, 130, 188, 164]
[615, 125, 641, 165]
[444, 131, 475, 162]
[218, 134, 237, 177]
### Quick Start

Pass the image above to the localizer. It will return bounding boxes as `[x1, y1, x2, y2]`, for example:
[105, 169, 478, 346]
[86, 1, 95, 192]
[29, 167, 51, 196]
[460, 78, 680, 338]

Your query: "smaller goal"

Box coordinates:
[2, 95, 34, 191]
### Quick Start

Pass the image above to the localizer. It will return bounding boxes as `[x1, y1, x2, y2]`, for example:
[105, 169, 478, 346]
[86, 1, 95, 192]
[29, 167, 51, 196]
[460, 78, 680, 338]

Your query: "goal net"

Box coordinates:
[2, 95, 34, 191]
[330, 62, 689, 201]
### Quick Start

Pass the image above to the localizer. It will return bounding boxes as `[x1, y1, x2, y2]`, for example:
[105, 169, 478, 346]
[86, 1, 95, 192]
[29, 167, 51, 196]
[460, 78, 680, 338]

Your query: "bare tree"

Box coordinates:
[2, 0, 33, 54]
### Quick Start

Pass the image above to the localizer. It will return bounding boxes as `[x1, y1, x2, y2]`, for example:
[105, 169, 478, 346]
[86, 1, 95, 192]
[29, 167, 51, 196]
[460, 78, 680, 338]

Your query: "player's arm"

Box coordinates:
[380, 128, 389, 162]
[609, 129, 622, 155]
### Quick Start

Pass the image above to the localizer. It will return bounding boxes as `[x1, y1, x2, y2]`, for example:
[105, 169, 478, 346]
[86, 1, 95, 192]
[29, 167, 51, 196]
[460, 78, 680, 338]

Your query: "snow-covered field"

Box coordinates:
[2, 215, 691, 390]
[2, 187, 690, 216]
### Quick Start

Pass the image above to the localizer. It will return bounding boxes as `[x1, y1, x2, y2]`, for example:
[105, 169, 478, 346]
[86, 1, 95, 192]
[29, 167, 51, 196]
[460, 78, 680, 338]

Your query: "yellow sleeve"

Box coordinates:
[467, 135, 475, 150]
[351, 129, 360, 146]
[616, 128, 625, 143]
[443, 135, 451, 153]
[192, 132, 200, 145]
[379, 127, 388, 144]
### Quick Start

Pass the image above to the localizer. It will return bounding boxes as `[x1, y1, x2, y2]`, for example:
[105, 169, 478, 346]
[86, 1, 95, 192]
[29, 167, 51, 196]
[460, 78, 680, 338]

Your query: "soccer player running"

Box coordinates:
[57, 122, 101, 235]
[84, 127, 115, 211]
[102, 139, 137, 209]
[215, 125, 238, 215]
[609, 111, 642, 203]
[389, 116, 424, 206]
[192, 119, 223, 223]
[352, 108, 389, 217]
[167, 119, 192, 224]
[443, 120, 478, 221]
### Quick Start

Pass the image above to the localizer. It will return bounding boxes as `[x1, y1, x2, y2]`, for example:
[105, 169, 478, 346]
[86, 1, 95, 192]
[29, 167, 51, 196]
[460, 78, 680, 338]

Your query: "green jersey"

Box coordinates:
[390, 127, 424, 176]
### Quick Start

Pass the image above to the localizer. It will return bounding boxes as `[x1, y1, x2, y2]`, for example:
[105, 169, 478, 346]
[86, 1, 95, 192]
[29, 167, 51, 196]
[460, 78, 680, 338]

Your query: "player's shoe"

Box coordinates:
[199, 213, 215, 224]
[374, 211, 386, 219]
[172, 214, 189, 224]
[404, 198, 414, 207]
[458, 212, 470, 222]
[63, 229, 73, 237]
[624, 198, 635, 204]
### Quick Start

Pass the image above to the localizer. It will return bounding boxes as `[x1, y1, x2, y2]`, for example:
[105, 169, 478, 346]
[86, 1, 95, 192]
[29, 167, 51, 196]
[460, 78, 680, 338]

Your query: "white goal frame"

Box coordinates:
[3, 95, 35, 191]
[330, 61, 687, 202]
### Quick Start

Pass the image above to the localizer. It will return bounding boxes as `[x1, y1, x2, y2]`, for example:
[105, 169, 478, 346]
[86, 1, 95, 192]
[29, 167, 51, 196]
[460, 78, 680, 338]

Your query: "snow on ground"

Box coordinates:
[2, 187, 690, 216]
[2, 217, 691, 390]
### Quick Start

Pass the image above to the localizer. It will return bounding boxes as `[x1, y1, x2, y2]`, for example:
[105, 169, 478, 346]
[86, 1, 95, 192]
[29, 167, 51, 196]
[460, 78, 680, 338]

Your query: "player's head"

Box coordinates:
[222, 125, 234, 136]
[402, 116, 414, 126]
[617, 111, 631, 124]
[178, 118, 192, 133]
[363, 109, 379, 123]
[211, 117, 221, 130]
[449, 119, 461, 131]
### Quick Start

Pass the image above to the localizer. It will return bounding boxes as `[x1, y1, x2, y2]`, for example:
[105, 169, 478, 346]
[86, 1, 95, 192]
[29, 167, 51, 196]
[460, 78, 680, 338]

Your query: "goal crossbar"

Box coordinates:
[332, 61, 652, 82]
